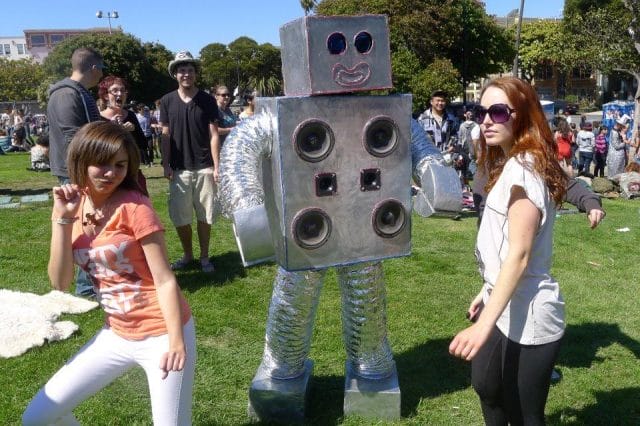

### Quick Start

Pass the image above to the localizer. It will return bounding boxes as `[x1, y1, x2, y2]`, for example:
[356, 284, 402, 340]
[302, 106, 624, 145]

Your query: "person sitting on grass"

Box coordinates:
[29, 133, 51, 171]
[0, 128, 10, 154]
[22, 121, 195, 425]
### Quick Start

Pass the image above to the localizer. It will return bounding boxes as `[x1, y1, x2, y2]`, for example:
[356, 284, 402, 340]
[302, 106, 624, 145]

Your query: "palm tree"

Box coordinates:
[300, 0, 316, 16]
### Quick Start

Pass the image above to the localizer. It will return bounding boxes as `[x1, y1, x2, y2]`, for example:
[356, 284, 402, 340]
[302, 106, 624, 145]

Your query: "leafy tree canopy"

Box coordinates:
[563, 0, 638, 75]
[563, 0, 640, 139]
[42, 32, 175, 105]
[516, 20, 566, 81]
[411, 59, 461, 112]
[199, 38, 282, 96]
[0, 58, 45, 102]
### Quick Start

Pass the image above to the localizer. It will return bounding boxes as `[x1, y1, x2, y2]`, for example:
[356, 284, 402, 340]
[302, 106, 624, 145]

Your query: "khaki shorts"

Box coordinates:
[168, 168, 219, 226]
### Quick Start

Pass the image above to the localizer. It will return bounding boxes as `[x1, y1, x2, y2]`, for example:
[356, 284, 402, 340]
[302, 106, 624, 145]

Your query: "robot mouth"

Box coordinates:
[332, 62, 371, 87]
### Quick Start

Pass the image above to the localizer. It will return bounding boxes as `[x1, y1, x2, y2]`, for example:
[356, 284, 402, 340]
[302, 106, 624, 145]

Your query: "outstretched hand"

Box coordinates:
[587, 208, 605, 229]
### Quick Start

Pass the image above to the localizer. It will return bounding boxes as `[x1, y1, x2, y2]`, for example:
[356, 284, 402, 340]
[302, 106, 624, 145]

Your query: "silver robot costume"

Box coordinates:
[218, 15, 461, 422]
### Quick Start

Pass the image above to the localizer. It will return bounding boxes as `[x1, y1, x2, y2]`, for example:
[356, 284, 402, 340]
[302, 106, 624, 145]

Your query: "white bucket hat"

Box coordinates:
[167, 51, 199, 77]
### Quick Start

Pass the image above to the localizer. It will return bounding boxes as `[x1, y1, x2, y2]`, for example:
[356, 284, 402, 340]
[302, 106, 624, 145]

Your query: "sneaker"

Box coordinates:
[170, 257, 193, 271]
[200, 258, 215, 273]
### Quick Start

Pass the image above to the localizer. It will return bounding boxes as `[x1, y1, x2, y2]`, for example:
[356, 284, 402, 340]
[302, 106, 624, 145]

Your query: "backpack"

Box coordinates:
[458, 122, 475, 159]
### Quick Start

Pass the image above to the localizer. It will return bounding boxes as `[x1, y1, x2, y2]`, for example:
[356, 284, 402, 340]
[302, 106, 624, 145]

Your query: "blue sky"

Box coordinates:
[4, 0, 565, 56]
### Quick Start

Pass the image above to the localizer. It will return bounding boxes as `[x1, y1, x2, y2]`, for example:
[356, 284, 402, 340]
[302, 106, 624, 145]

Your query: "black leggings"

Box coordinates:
[471, 326, 562, 426]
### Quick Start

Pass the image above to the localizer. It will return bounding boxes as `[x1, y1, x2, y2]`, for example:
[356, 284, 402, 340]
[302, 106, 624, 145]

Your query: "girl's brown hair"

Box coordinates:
[476, 77, 567, 206]
[67, 121, 143, 193]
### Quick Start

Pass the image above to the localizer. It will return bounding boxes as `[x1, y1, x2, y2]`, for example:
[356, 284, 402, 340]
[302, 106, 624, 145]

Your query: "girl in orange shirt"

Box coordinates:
[23, 121, 195, 425]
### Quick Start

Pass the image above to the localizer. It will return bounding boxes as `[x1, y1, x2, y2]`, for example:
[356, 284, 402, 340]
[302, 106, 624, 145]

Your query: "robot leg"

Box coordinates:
[248, 266, 326, 422]
[337, 261, 400, 419]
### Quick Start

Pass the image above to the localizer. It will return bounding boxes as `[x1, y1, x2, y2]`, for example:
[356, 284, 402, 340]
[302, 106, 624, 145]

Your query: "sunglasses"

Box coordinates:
[474, 103, 516, 124]
[217, 93, 230, 97]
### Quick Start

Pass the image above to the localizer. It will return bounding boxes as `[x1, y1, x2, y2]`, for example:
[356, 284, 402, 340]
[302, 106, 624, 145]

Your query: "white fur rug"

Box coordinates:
[0, 289, 99, 358]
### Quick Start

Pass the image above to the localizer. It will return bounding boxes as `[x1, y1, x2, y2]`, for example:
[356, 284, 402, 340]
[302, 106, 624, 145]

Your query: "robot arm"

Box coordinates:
[410, 119, 462, 217]
[219, 112, 276, 266]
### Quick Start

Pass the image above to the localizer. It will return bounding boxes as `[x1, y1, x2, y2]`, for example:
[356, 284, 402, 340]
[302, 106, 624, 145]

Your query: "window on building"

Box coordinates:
[17, 44, 25, 54]
[50, 34, 65, 45]
[571, 66, 592, 79]
[30, 35, 45, 47]
[3, 44, 10, 55]
[535, 63, 554, 80]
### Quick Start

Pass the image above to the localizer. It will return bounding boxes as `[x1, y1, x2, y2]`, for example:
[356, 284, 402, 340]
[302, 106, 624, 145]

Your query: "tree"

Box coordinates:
[199, 38, 282, 95]
[300, 0, 317, 15]
[0, 58, 45, 102]
[41, 32, 174, 105]
[516, 20, 566, 82]
[563, 0, 640, 137]
[315, 0, 514, 110]
[141, 42, 176, 103]
[411, 59, 461, 112]
[200, 42, 235, 90]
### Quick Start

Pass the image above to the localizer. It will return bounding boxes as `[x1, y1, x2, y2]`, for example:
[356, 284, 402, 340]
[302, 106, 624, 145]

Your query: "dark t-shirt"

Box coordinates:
[101, 110, 147, 151]
[160, 89, 218, 171]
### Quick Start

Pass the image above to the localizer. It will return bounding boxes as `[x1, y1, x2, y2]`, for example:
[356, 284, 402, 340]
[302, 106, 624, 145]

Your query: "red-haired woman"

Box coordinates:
[98, 75, 148, 194]
[98, 76, 152, 169]
[449, 77, 568, 425]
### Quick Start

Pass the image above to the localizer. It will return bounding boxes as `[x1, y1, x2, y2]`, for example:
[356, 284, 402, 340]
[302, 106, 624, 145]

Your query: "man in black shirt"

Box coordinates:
[160, 52, 220, 273]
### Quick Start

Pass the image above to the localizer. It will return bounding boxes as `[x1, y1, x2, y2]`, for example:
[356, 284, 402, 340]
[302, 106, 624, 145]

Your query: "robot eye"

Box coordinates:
[327, 33, 346, 54]
[354, 32, 373, 53]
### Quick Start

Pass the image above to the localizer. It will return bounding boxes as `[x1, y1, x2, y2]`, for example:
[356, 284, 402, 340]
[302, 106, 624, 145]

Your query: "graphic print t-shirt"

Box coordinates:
[72, 190, 191, 340]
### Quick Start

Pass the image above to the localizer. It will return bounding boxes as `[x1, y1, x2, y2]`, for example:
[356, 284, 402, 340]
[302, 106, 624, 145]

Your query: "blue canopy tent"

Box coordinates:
[602, 101, 635, 140]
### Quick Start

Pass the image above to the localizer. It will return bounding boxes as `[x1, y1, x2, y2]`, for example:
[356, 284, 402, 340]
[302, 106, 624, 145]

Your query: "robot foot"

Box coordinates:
[343, 361, 401, 420]
[248, 359, 314, 424]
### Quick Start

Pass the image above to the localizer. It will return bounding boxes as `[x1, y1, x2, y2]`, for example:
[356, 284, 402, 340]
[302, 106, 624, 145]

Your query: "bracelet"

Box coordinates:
[52, 217, 78, 225]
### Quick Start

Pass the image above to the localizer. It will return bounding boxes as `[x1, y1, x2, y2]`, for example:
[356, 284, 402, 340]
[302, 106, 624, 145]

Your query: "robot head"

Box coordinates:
[279, 15, 392, 96]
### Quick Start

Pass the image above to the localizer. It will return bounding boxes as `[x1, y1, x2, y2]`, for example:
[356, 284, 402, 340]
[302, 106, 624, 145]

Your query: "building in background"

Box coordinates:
[24, 28, 116, 63]
[0, 36, 30, 61]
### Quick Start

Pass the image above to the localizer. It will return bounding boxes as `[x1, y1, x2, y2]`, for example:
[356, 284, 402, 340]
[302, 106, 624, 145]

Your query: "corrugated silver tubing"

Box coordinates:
[218, 112, 275, 217]
[260, 268, 326, 379]
[410, 118, 445, 185]
[338, 261, 394, 379]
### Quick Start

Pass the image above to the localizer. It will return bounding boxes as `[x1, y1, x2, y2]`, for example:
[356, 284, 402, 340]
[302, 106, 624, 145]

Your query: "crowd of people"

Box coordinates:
[11, 45, 631, 425]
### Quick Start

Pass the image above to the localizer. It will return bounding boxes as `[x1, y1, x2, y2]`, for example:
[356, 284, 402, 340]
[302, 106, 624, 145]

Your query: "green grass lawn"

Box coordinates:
[1, 151, 639, 425]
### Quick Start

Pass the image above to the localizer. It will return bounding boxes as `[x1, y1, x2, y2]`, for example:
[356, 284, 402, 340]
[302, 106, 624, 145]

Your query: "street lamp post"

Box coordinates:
[512, 0, 525, 77]
[96, 10, 119, 34]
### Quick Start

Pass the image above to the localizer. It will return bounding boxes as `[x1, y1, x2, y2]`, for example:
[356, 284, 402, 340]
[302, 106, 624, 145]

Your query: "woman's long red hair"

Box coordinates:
[476, 77, 567, 206]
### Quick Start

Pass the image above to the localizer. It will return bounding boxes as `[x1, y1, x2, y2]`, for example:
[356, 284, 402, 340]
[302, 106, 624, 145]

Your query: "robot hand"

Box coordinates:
[413, 162, 462, 217]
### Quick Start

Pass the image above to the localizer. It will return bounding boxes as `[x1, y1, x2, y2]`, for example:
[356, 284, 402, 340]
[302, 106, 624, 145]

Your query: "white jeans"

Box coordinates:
[22, 318, 196, 426]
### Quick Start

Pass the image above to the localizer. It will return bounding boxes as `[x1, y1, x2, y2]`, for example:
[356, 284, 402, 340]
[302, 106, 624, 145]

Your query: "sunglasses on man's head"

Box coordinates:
[474, 103, 516, 124]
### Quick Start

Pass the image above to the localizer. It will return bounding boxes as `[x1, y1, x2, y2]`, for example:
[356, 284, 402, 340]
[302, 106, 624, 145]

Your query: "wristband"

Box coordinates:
[53, 217, 78, 225]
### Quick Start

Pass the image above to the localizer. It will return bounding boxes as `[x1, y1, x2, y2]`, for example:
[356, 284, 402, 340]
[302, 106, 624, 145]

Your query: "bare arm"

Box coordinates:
[141, 231, 186, 379]
[449, 186, 539, 361]
[209, 122, 220, 181]
[217, 126, 233, 137]
[160, 125, 172, 179]
[48, 184, 82, 291]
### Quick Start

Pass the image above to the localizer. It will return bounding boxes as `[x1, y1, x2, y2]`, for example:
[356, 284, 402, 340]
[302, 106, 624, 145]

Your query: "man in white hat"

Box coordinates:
[159, 51, 220, 273]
